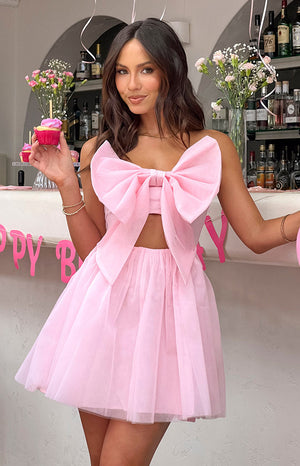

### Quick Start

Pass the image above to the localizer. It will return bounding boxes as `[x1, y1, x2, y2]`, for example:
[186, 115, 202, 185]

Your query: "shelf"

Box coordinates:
[74, 79, 102, 93]
[271, 55, 300, 70]
[255, 129, 300, 140]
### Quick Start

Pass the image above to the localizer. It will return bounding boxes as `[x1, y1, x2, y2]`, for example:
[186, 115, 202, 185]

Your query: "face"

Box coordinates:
[115, 38, 162, 116]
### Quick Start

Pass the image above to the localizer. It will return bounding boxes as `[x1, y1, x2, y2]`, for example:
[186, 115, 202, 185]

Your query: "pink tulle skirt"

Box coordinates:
[15, 246, 225, 424]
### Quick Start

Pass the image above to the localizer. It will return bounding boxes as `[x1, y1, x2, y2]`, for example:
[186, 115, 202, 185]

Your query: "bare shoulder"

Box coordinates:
[80, 137, 98, 170]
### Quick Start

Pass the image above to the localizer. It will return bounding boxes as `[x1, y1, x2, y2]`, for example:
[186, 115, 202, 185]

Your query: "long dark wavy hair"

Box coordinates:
[94, 18, 205, 159]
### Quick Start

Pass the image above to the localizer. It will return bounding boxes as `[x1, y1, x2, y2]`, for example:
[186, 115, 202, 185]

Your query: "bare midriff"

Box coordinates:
[134, 214, 168, 249]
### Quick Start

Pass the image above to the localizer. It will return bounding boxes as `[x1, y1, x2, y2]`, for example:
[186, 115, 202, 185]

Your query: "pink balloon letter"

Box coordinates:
[197, 244, 206, 271]
[205, 211, 228, 263]
[56, 240, 77, 283]
[26, 234, 43, 277]
[10, 230, 26, 270]
[0, 224, 6, 253]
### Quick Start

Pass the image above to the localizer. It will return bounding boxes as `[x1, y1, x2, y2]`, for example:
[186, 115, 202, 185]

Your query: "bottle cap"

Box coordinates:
[269, 144, 275, 151]
[260, 144, 266, 151]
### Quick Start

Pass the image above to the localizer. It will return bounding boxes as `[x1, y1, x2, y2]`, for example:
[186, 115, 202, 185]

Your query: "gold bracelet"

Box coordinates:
[62, 201, 86, 216]
[280, 214, 294, 243]
[62, 196, 83, 209]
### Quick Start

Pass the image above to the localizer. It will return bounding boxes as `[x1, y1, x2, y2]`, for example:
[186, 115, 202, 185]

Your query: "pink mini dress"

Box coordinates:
[15, 135, 226, 424]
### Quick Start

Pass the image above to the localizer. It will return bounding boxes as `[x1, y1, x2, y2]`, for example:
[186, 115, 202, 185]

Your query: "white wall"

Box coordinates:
[0, 0, 250, 185]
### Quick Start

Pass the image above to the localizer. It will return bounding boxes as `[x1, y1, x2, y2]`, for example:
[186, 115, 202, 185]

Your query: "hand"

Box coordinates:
[29, 132, 77, 188]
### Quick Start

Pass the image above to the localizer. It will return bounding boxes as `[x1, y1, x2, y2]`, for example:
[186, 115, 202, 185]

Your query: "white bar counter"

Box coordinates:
[0, 189, 299, 265]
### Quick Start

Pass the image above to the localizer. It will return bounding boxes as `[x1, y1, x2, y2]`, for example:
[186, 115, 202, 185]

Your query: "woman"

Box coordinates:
[16, 18, 300, 466]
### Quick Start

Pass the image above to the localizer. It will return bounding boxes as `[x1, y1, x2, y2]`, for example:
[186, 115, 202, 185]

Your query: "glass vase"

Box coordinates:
[228, 107, 247, 182]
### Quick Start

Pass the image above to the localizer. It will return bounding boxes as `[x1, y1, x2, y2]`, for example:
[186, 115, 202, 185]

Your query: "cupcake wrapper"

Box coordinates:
[21, 152, 30, 162]
[35, 128, 60, 146]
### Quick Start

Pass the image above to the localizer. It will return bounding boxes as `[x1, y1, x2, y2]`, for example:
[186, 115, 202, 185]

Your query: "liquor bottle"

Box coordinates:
[68, 98, 81, 143]
[79, 101, 91, 141]
[290, 145, 300, 189]
[247, 151, 257, 188]
[76, 51, 90, 81]
[265, 144, 276, 189]
[277, 0, 291, 57]
[292, 6, 300, 56]
[256, 86, 268, 130]
[254, 14, 265, 53]
[263, 11, 277, 58]
[282, 80, 290, 127]
[276, 149, 290, 190]
[267, 89, 275, 129]
[273, 81, 283, 128]
[246, 94, 256, 138]
[285, 89, 300, 128]
[257, 144, 266, 187]
[294, 89, 300, 128]
[91, 43, 103, 80]
[249, 39, 259, 63]
[91, 95, 101, 137]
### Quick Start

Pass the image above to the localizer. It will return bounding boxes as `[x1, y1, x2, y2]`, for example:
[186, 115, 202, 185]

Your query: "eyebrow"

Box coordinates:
[115, 61, 153, 68]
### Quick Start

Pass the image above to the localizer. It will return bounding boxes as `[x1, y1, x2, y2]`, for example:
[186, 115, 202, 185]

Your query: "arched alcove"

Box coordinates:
[23, 15, 126, 144]
[197, 0, 299, 128]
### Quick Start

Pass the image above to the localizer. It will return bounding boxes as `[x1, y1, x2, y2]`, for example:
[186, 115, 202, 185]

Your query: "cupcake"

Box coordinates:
[19, 143, 31, 162]
[70, 150, 79, 163]
[34, 118, 62, 145]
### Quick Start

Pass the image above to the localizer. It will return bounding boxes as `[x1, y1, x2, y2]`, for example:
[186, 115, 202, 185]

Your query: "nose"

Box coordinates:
[127, 72, 141, 91]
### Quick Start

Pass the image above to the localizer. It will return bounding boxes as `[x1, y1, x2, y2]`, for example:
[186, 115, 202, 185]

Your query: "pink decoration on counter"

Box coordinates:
[296, 228, 300, 266]
[10, 230, 26, 270]
[26, 234, 43, 276]
[0, 224, 6, 252]
[56, 240, 77, 283]
[204, 211, 228, 263]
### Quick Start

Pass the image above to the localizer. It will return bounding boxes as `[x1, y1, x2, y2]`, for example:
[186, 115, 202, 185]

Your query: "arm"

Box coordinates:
[29, 133, 105, 260]
[209, 130, 300, 253]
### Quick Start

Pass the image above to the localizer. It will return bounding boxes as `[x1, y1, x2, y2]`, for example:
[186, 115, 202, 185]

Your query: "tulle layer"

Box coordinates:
[15, 246, 225, 424]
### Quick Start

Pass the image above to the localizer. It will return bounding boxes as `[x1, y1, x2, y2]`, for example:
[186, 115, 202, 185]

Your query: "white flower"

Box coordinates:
[211, 101, 222, 112]
[212, 50, 225, 64]
[225, 75, 235, 82]
[230, 53, 239, 60]
[257, 71, 265, 80]
[263, 56, 271, 65]
[240, 62, 255, 71]
[195, 57, 205, 68]
[249, 84, 257, 92]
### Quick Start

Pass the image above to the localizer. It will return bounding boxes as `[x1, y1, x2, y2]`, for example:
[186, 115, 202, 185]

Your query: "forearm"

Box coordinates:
[58, 176, 103, 260]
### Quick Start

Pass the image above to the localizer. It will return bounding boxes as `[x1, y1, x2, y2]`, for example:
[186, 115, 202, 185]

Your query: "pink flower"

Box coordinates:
[45, 69, 52, 74]
[48, 73, 56, 79]
[63, 71, 73, 77]
[263, 56, 271, 65]
[212, 50, 225, 64]
[230, 53, 239, 60]
[28, 80, 38, 87]
[25, 75, 29, 81]
[266, 76, 274, 84]
[195, 58, 205, 69]
[211, 102, 222, 112]
[249, 84, 257, 92]
[32, 69, 40, 77]
[240, 62, 255, 71]
[40, 77, 47, 83]
[57, 77, 63, 83]
[225, 75, 235, 82]
[51, 83, 58, 88]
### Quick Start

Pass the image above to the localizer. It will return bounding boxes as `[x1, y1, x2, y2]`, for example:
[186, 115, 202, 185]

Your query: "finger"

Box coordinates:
[32, 133, 37, 144]
[59, 131, 69, 152]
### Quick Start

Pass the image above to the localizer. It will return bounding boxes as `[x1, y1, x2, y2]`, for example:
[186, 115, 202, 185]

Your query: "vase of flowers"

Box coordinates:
[195, 43, 276, 179]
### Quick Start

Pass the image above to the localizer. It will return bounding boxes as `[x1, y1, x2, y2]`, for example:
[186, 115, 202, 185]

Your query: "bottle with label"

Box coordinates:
[276, 149, 290, 190]
[273, 81, 283, 128]
[285, 89, 300, 128]
[76, 51, 90, 81]
[257, 144, 266, 188]
[68, 98, 81, 143]
[246, 94, 256, 138]
[277, 0, 291, 57]
[267, 90, 275, 129]
[249, 38, 259, 63]
[91, 95, 101, 137]
[79, 101, 91, 141]
[282, 80, 290, 127]
[292, 7, 300, 56]
[265, 144, 276, 189]
[247, 151, 257, 188]
[264, 11, 277, 58]
[256, 86, 268, 130]
[294, 89, 300, 128]
[91, 43, 103, 80]
[254, 14, 265, 54]
[290, 145, 300, 189]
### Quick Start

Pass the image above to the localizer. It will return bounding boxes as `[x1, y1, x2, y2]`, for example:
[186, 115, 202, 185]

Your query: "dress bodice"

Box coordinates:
[91, 136, 222, 284]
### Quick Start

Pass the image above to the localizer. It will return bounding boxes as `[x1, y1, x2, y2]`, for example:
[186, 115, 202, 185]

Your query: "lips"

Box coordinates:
[128, 95, 146, 104]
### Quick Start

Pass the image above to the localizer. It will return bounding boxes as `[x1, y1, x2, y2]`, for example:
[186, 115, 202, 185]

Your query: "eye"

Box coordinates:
[142, 67, 154, 74]
[116, 69, 127, 75]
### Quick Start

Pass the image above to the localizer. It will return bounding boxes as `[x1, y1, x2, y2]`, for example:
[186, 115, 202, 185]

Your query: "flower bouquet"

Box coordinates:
[195, 43, 276, 173]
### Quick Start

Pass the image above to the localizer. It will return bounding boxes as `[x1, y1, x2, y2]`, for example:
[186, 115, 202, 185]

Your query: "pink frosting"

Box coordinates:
[41, 118, 62, 129]
[22, 143, 31, 151]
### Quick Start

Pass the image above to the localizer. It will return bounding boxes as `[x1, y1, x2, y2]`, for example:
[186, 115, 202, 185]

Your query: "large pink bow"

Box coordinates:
[91, 136, 221, 284]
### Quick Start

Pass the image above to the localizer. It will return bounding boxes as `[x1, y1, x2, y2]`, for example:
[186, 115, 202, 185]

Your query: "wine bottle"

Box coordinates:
[263, 11, 277, 58]
[292, 6, 300, 56]
[91, 43, 103, 80]
[277, 0, 291, 57]
[76, 51, 90, 81]
[254, 14, 264, 53]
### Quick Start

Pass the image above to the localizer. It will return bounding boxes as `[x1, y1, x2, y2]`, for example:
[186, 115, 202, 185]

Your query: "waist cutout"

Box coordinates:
[149, 186, 161, 215]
